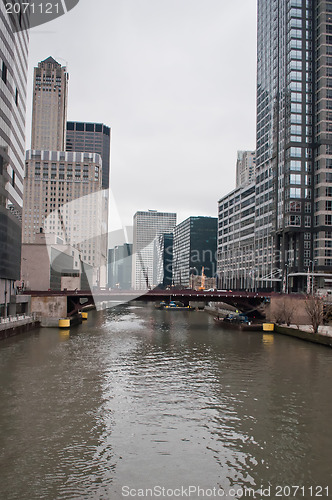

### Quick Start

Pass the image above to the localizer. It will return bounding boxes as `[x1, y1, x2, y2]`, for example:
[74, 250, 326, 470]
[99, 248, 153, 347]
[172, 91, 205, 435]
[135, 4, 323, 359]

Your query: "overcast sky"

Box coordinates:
[27, 0, 257, 228]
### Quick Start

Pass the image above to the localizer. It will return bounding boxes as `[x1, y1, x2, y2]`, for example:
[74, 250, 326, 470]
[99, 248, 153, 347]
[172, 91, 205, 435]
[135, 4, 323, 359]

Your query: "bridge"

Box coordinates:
[23, 289, 274, 317]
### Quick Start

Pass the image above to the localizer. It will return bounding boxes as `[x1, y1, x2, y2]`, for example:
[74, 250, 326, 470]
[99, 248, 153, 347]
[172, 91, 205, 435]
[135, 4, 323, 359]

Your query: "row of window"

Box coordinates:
[1, 60, 19, 106]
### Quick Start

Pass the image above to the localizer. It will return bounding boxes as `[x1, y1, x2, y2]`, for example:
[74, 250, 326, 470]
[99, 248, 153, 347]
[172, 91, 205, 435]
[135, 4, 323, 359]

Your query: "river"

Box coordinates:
[0, 304, 331, 500]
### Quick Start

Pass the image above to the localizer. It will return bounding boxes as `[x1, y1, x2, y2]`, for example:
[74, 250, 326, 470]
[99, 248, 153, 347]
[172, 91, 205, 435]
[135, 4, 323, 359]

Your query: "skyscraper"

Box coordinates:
[173, 217, 218, 288]
[256, 0, 332, 291]
[0, 5, 29, 316]
[236, 151, 256, 188]
[66, 122, 111, 190]
[108, 243, 132, 289]
[218, 0, 332, 293]
[153, 233, 174, 288]
[132, 210, 177, 289]
[24, 58, 108, 288]
[31, 57, 68, 151]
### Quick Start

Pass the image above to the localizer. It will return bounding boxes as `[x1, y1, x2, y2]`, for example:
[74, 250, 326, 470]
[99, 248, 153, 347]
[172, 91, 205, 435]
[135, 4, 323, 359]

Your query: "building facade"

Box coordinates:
[153, 232, 174, 288]
[0, 4, 29, 316]
[217, 184, 258, 290]
[218, 0, 332, 293]
[21, 232, 91, 292]
[25, 57, 109, 289]
[108, 243, 132, 289]
[31, 57, 68, 151]
[132, 210, 176, 290]
[257, 0, 332, 291]
[23, 150, 108, 287]
[236, 150, 256, 188]
[173, 217, 218, 288]
[66, 122, 111, 190]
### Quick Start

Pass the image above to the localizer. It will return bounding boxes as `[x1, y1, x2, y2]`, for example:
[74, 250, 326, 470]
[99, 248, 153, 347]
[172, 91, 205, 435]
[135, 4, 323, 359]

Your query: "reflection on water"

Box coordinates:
[0, 304, 331, 499]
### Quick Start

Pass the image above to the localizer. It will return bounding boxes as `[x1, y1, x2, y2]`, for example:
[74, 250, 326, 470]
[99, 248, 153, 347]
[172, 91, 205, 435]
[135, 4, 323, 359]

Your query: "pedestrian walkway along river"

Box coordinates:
[0, 304, 331, 499]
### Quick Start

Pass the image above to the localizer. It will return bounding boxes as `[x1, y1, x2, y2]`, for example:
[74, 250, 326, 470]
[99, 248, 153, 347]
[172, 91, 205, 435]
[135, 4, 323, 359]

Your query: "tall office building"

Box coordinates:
[132, 210, 177, 289]
[256, 0, 332, 291]
[153, 232, 174, 288]
[66, 122, 111, 190]
[218, 0, 332, 293]
[31, 57, 68, 151]
[0, 5, 29, 316]
[25, 58, 108, 288]
[217, 184, 256, 290]
[236, 151, 256, 188]
[23, 151, 108, 287]
[173, 217, 218, 288]
[108, 243, 132, 289]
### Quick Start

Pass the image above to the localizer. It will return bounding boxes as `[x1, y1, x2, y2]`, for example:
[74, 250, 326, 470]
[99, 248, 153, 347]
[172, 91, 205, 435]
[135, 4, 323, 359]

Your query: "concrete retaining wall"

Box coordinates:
[275, 325, 332, 348]
[31, 296, 67, 318]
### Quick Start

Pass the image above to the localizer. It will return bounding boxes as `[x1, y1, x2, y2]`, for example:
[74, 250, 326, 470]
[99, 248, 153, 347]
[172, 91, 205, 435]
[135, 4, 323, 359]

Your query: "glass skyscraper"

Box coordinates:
[257, 0, 332, 291]
[132, 210, 177, 290]
[173, 217, 218, 288]
[218, 0, 332, 292]
[0, 4, 29, 316]
[66, 122, 111, 191]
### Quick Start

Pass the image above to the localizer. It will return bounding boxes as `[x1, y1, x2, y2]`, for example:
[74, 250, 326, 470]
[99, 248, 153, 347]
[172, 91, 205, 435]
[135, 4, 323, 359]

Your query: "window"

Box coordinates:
[290, 147, 302, 157]
[2, 61, 7, 84]
[288, 215, 301, 226]
[288, 201, 301, 212]
[305, 215, 311, 227]
[291, 125, 302, 135]
[290, 160, 301, 171]
[290, 174, 301, 184]
[290, 187, 301, 198]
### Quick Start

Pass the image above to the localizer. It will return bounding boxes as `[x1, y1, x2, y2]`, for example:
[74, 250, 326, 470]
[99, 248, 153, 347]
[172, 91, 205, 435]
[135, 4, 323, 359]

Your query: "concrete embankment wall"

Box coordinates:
[0, 318, 40, 340]
[31, 296, 67, 319]
[275, 325, 332, 348]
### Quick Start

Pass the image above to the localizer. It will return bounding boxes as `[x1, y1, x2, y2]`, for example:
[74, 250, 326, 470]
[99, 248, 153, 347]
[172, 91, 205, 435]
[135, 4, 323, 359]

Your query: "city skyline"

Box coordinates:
[26, 0, 257, 227]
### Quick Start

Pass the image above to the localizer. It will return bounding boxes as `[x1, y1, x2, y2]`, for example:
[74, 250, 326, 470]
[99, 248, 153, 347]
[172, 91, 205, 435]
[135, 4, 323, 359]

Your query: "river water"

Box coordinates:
[0, 304, 331, 500]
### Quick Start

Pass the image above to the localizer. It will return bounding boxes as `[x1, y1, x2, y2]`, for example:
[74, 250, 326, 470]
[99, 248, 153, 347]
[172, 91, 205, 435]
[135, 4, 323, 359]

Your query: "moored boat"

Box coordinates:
[213, 314, 263, 331]
[156, 301, 193, 311]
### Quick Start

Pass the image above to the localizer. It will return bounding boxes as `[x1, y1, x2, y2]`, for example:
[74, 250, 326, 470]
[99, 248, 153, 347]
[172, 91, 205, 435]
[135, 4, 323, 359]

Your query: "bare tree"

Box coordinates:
[271, 297, 295, 326]
[304, 296, 324, 334]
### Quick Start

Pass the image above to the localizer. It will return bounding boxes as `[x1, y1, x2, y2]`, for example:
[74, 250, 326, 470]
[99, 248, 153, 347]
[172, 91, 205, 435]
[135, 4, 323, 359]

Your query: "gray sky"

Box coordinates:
[27, 0, 257, 228]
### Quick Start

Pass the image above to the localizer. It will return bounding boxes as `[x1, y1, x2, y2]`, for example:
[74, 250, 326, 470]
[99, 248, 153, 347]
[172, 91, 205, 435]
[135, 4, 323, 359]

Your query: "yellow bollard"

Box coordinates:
[59, 318, 70, 328]
[263, 323, 274, 331]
